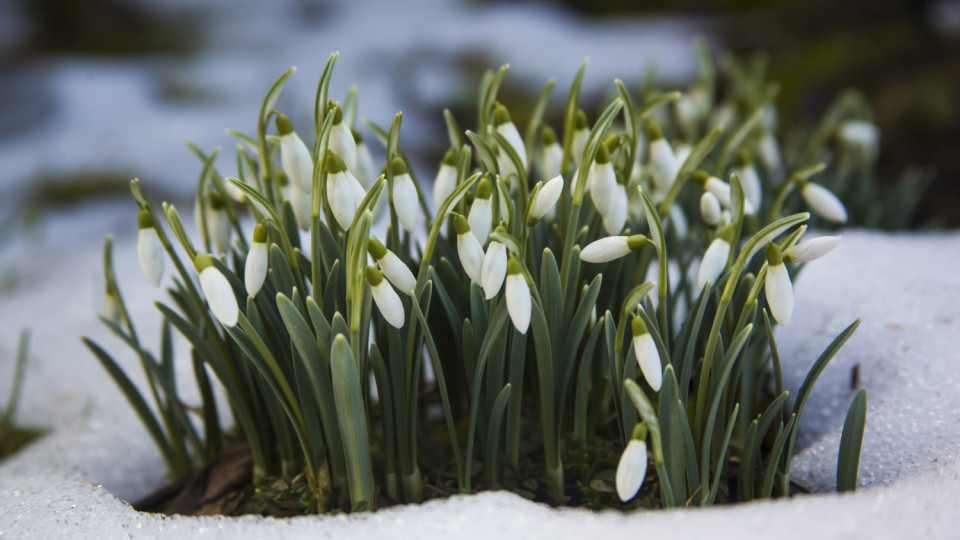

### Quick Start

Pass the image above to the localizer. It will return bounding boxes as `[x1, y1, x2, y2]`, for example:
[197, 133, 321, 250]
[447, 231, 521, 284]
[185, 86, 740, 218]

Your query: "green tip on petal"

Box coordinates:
[364, 266, 383, 286]
[476, 177, 492, 199]
[277, 170, 290, 186]
[253, 222, 267, 243]
[766, 242, 783, 266]
[351, 127, 363, 144]
[275, 113, 294, 135]
[506, 257, 522, 275]
[325, 152, 347, 174]
[442, 147, 458, 166]
[717, 223, 736, 243]
[631, 316, 649, 336]
[368, 237, 388, 260]
[390, 157, 407, 176]
[692, 170, 710, 186]
[331, 104, 343, 125]
[574, 109, 588, 130]
[645, 121, 663, 141]
[453, 214, 471, 235]
[493, 103, 511, 126]
[137, 209, 152, 229]
[541, 125, 558, 145]
[630, 422, 648, 441]
[596, 143, 611, 164]
[737, 149, 752, 167]
[194, 252, 214, 272]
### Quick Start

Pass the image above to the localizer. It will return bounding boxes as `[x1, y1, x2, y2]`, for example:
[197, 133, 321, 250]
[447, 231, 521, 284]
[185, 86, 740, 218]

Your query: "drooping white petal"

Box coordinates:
[757, 132, 781, 172]
[675, 144, 692, 166]
[497, 121, 528, 170]
[506, 273, 531, 333]
[378, 251, 417, 296]
[785, 235, 841, 263]
[481, 241, 507, 299]
[290, 185, 312, 231]
[328, 171, 366, 230]
[393, 173, 420, 232]
[616, 439, 648, 502]
[589, 161, 617, 216]
[542, 143, 563, 180]
[355, 142, 377, 190]
[668, 204, 689, 238]
[208, 207, 231, 256]
[633, 332, 662, 391]
[497, 148, 518, 182]
[571, 129, 588, 166]
[705, 177, 732, 208]
[839, 120, 879, 158]
[244, 242, 268, 297]
[102, 293, 121, 324]
[458, 232, 485, 283]
[802, 183, 848, 223]
[581, 236, 630, 263]
[700, 192, 722, 226]
[432, 164, 458, 212]
[697, 238, 731, 290]
[137, 227, 164, 287]
[371, 280, 405, 328]
[649, 138, 679, 194]
[765, 262, 794, 325]
[200, 266, 238, 327]
[737, 165, 763, 212]
[468, 197, 493, 245]
[279, 132, 315, 193]
[602, 185, 628, 235]
[330, 121, 357, 174]
[530, 175, 564, 221]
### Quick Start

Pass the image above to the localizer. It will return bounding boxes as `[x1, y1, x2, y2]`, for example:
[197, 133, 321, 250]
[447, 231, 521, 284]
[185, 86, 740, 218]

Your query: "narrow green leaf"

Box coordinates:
[331, 334, 374, 511]
[837, 387, 867, 493]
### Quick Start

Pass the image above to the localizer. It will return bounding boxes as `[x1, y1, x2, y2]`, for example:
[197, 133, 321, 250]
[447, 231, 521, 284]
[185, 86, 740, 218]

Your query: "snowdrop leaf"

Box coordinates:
[838, 387, 867, 493]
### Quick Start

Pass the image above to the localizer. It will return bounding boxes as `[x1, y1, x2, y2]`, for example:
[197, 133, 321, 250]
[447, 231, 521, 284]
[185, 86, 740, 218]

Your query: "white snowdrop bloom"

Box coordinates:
[329, 106, 357, 174]
[589, 144, 617, 216]
[693, 171, 755, 214]
[207, 195, 231, 256]
[505, 259, 531, 333]
[800, 181, 848, 223]
[453, 215, 484, 283]
[290, 184, 312, 231]
[675, 143, 692, 167]
[390, 158, 420, 232]
[196, 253, 238, 327]
[102, 290, 121, 324]
[136, 210, 164, 287]
[540, 126, 563, 181]
[709, 102, 736, 131]
[785, 235, 841, 263]
[496, 146, 518, 183]
[494, 104, 527, 170]
[366, 266, 405, 329]
[647, 122, 679, 195]
[697, 225, 734, 290]
[353, 129, 377, 190]
[244, 223, 268, 297]
[571, 109, 589, 166]
[700, 192, 722, 226]
[275, 113, 315, 193]
[668, 203, 689, 239]
[765, 243, 794, 325]
[632, 316, 662, 391]
[581, 234, 649, 263]
[838, 119, 880, 160]
[481, 240, 507, 299]
[676, 92, 703, 127]
[529, 175, 564, 222]
[432, 148, 459, 212]
[616, 435, 648, 502]
[735, 151, 762, 211]
[368, 238, 417, 296]
[756, 132, 781, 172]
[602, 185, 628, 235]
[326, 152, 365, 230]
[468, 177, 494, 245]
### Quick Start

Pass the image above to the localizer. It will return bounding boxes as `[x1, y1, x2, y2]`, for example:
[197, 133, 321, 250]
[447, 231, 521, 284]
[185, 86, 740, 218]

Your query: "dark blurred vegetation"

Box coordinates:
[553, 0, 960, 226]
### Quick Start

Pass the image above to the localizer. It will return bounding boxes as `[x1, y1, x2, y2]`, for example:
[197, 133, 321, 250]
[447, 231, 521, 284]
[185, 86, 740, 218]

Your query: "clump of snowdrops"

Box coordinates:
[85, 48, 869, 514]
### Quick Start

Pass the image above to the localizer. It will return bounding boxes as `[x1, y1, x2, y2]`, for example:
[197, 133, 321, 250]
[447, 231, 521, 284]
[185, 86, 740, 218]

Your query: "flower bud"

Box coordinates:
[136, 210, 164, 287]
[454, 215, 484, 283]
[700, 192, 722, 226]
[697, 224, 734, 290]
[366, 266, 404, 328]
[329, 105, 357, 174]
[195, 253, 238, 327]
[432, 148, 459, 211]
[571, 109, 589, 166]
[494, 103, 527, 170]
[390, 158, 419, 232]
[244, 223, 268, 297]
[581, 234, 649, 263]
[800, 181, 847, 223]
[505, 258, 531, 333]
[785, 235, 840, 263]
[647, 121, 679, 194]
[481, 240, 507, 299]
[276, 113, 315, 193]
[353, 129, 377, 190]
[468, 177, 494, 244]
[616, 425, 649, 502]
[765, 243, 794, 325]
[540, 126, 563, 181]
[529, 175, 563, 222]
[368, 238, 416, 296]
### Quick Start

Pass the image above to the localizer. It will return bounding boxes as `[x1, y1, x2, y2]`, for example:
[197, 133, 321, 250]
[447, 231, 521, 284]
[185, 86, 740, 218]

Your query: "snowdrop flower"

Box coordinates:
[453, 215, 484, 283]
[709, 102, 737, 132]
[432, 148, 458, 211]
[697, 224, 734, 290]
[329, 105, 357, 174]
[785, 235, 840, 263]
[616, 425, 649, 502]
[353, 129, 377, 189]
[668, 203, 689, 239]
[756, 131, 782, 172]
[764, 243, 794, 325]
[391, 158, 419, 232]
[368, 238, 417, 296]
[366, 266, 404, 328]
[529, 174, 563, 223]
[700, 192, 722, 226]
[496, 145, 518, 183]
[505, 258, 531, 333]
[602, 184, 628, 235]
[325, 152, 366, 230]
[581, 234, 650, 263]
[468, 177, 494, 245]
[207, 193, 231, 256]
[244, 223, 268, 297]
[136, 210, 164, 287]
[195, 253, 238, 327]
[838, 119, 879, 161]
[290, 185, 311, 231]
[481, 239, 507, 299]
[571, 109, 589, 166]
[631, 316, 662, 391]
[275, 113, 314, 193]
[692, 171, 755, 215]
[102, 290, 122, 325]
[493, 103, 527, 170]
[674, 143, 692, 167]
[540, 126, 563, 181]
[589, 143, 617, 217]
[646, 121, 679, 195]
[799, 180, 847, 223]
[736, 151, 762, 212]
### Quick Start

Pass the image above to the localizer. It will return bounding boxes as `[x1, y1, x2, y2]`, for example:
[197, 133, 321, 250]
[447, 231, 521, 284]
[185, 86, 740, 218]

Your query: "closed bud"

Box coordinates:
[136, 210, 164, 287]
